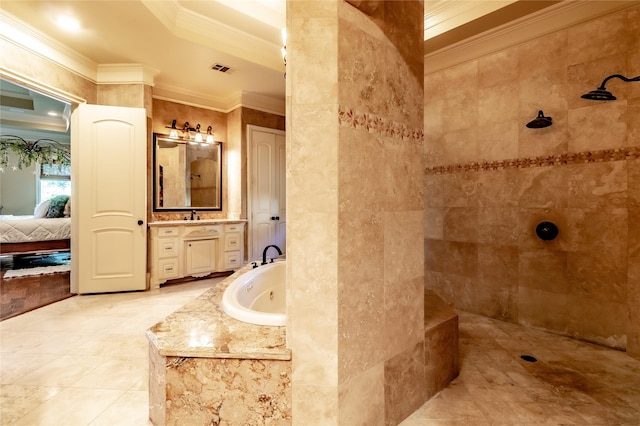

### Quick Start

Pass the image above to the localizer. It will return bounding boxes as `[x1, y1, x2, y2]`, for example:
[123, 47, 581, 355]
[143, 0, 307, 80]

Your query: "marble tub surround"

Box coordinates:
[424, 3, 640, 358]
[147, 263, 291, 425]
[150, 351, 291, 426]
[146, 263, 289, 359]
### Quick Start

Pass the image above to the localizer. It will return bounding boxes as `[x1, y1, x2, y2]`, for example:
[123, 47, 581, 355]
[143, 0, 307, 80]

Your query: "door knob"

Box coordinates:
[137, 220, 144, 225]
[271, 216, 280, 220]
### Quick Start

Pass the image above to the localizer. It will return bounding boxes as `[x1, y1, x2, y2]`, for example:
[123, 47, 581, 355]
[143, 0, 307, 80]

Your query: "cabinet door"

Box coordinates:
[185, 239, 216, 275]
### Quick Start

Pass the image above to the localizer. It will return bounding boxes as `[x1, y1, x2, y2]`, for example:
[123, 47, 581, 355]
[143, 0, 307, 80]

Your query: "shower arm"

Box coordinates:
[597, 74, 640, 90]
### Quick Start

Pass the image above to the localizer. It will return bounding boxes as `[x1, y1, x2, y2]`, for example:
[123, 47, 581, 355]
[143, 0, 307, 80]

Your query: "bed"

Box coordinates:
[0, 215, 71, 255]
[0, 196, 71, 255]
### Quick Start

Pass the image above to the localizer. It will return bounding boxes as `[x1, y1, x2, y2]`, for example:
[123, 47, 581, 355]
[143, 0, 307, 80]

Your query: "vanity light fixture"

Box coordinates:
[281, 27, 287, 66]
[526, 110, 553, 129]
[166, 119, 179, 138]
[581, 74, 640, 101]
[165, 120, 218, 144]
[206, 126, 214, 144]
[194, 124, 203, 143]
[183, 122, 193, 141]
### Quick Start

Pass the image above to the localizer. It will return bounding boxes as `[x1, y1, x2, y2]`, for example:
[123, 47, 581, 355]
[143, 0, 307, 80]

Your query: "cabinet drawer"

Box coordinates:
[224, 223, 243, 233]
[224, 234, 241, 251]
[158, 239, 178, 257]
[158, 227, 179, 237]
[158, 258, 179, 279]
[224, 252, 242, 270]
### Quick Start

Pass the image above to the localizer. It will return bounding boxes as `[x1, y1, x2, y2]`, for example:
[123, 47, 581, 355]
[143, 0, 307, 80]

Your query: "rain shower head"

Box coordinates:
[581, 74, 640, 101]
[526, 110, 552, 129]
[581, 88, 617, 101]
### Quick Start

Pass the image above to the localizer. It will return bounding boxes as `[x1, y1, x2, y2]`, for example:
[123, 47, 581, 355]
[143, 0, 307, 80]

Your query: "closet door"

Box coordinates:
[248, 125, 286, 261]
[71, 104, 147, 294]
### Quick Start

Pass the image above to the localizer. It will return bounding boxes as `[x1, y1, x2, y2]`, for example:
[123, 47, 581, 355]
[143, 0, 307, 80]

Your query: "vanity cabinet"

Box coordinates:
[149, 221, 246, 287]
[223, 223, 243, 270]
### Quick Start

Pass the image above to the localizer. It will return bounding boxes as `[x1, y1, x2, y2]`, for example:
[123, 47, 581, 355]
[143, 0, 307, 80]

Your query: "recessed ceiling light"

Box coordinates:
[56, 15, 80, 32]
[47, 111, 58, 117]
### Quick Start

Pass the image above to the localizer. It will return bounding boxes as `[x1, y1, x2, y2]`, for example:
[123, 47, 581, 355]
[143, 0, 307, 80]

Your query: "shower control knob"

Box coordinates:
[536, 221, 558, 241]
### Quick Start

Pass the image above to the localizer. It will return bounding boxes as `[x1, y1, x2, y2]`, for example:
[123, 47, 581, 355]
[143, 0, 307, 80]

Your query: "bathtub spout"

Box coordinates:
[262, 245, 282, 265]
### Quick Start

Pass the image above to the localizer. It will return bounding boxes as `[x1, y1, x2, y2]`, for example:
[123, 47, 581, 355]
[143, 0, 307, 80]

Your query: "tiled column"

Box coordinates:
[287, 1, 425, 424]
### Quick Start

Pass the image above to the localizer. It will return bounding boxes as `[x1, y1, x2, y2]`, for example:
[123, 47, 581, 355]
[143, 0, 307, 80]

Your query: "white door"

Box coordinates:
[71, 104, 147, 294]
[249, 125, 286, 261]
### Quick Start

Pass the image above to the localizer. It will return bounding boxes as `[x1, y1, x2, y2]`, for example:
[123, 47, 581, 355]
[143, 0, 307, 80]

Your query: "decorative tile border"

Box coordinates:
[338, 105, 424, 145]
[425, 146, 640, 175]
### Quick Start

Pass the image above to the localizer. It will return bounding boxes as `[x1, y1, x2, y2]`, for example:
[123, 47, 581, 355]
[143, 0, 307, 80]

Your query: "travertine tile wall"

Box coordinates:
[288, 1, 424, 424]
[424, 5, 639, 358]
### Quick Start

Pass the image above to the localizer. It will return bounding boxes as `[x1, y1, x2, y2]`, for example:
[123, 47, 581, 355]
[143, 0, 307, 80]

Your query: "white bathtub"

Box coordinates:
[221, 261, 286, 326]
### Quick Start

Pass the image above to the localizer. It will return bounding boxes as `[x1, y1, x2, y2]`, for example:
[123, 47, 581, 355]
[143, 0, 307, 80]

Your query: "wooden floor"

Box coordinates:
[0, 253, 73, 321]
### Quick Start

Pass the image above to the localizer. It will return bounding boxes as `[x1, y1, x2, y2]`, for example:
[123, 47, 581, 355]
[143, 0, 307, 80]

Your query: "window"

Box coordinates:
[39, 163, 71, 202]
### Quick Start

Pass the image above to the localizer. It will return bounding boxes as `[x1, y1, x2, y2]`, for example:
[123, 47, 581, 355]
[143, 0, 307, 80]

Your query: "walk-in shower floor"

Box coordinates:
[402, 311, 640, 425]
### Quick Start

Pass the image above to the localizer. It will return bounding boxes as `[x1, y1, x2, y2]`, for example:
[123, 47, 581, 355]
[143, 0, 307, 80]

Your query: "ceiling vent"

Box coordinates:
[211, 63, 232, 73]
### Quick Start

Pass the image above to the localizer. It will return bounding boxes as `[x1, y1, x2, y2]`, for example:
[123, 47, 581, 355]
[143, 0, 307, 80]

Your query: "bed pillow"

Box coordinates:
[46, 195, 70, 218]
[34, 199, 51, 218]
[63, 198, 71, 217]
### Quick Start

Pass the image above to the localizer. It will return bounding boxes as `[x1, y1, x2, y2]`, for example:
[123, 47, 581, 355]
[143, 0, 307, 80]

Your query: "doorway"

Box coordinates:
[247, 125, 286, 261]
[0, 76, 74, 315]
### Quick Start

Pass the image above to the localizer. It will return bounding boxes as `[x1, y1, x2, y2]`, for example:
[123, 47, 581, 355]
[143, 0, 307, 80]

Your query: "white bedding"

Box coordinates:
[0, 215, 71, 243]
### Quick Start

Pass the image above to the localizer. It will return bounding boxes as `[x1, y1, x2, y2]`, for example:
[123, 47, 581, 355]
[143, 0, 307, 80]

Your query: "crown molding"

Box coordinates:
[96, 64, 159, 86]
[226, 91, 285, 116]
[153, 85, 284, 116]
[153, 88, 231, 113]
[0, 10, 97, 83]
[424, 0, 518, 40]
[141, 0, 282, 72]
[0, 67, 87, 106]
[425, 1, 637, 75]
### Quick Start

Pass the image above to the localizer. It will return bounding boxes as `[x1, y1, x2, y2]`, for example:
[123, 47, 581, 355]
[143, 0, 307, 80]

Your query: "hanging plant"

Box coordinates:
[0, 135, 70, 169]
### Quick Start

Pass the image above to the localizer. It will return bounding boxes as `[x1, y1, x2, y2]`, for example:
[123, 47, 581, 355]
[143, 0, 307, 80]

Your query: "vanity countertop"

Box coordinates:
[148, 219, 247, 227]
[145, 264, 290, 361]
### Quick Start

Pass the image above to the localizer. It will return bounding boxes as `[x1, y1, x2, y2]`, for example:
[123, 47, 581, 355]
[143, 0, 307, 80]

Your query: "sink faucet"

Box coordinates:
[262, 245, 282, 265]
[190, 209, 196, 220]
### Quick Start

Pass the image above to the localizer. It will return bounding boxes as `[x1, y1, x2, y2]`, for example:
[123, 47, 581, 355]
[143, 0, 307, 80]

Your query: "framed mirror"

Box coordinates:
[153, 133, 222, 211]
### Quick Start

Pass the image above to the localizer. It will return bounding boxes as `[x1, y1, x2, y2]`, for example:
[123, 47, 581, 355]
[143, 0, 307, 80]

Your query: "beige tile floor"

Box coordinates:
[0, 277, 220, 426]
[402, 312, 640, 426]
[2, 279, 639, 425]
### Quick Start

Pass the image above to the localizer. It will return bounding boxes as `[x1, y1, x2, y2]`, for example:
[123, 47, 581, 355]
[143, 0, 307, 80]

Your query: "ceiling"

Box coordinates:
[0, 0, 560, 138]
